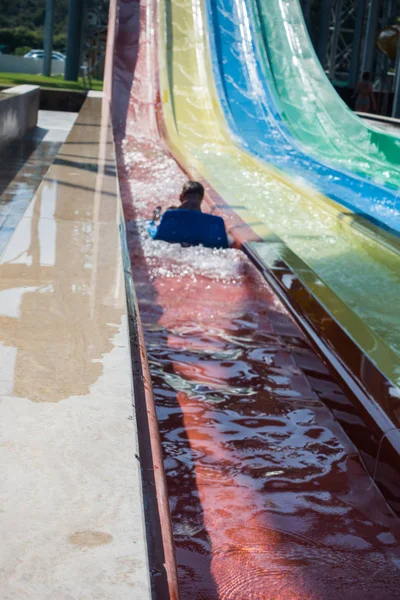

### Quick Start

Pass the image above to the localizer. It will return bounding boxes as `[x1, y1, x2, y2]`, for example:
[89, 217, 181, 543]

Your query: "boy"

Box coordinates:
[176, 180, 204, 211]
[152, 180, 204, 221]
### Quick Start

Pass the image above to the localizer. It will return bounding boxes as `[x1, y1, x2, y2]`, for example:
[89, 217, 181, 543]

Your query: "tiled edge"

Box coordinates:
[119, 214, 181, 600]
[247, 238, 398, 381]
[2, 84, 39, 96]
[0, 85, 39, 146]
[92, 92, 180, 598]
[104, 0, 181, 591]
[375, 428, 400, 514]
[243, 241, 400, 514]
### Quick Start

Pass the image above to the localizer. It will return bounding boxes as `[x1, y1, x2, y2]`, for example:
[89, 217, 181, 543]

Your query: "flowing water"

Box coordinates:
[113, 0, 400, 596]
[116, 132, 400, 598]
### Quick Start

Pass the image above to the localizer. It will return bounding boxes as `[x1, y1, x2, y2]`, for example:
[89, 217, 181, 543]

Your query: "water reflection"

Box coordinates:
[0, 164, 124, 403]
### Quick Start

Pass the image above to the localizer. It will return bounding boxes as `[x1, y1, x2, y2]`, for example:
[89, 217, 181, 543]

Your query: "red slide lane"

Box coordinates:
[110, 0, 400, 597]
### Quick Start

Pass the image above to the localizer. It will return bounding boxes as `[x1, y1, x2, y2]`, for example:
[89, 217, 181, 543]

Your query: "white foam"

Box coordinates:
[137, 220, 243, 283]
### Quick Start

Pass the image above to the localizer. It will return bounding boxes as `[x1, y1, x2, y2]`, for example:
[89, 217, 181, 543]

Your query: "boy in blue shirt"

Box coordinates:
[152, 180, 204, 221]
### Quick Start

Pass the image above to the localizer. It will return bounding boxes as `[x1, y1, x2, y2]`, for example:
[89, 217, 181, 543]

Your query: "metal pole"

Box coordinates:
[42, 0, 54, 77]
[386, 0, 397, 22]
[380, 0, 397, 114]
[328, 0, 344, 80]
[65, 0, 85, 81]
[392, 33, 400, 117]
[361, 0, 381, 76]
[349, 0, 366, 88]
[303, 0, 311, 29]
[318, 0, 334, 70]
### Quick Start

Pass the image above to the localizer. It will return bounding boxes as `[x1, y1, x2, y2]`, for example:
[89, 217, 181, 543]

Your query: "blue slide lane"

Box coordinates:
[205, 0, 400, 235]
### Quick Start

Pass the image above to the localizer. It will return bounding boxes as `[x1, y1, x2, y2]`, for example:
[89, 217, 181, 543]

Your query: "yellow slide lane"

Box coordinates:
[158, 0, 400, 386]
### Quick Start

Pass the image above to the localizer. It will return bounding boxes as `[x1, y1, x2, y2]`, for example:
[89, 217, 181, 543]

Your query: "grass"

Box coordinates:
[0, 72, 103, 92]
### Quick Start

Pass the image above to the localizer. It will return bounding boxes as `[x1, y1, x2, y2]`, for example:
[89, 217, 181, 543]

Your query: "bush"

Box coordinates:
[32, 7, 46, 27]
[0, 28, 43, 52]
[14, 46, 32, 56]
[53, 33, 67, 52]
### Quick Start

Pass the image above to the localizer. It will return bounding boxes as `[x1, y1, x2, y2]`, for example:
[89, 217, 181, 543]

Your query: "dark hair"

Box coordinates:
[181, 180, 204, 198]
[362, 71, 371, 81]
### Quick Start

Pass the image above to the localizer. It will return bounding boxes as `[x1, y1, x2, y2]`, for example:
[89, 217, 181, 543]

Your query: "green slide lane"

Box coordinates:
[253, 0, 400, 189]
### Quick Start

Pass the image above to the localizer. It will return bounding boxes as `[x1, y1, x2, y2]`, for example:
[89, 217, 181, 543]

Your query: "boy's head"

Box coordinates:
[362, 71, 371, 81]
[180, 181, 204, 209]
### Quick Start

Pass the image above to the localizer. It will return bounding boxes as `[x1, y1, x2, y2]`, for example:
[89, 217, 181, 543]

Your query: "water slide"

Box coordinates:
[207, 0, 400, 233]
[253, 0, 400, 186]
[158, 0, 400, 386]
[109, 0, 400, 595]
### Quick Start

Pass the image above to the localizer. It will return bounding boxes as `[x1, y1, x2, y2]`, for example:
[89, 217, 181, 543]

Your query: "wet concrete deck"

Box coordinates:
[0, 96, 151, 598]
[0, 110, 78, 254]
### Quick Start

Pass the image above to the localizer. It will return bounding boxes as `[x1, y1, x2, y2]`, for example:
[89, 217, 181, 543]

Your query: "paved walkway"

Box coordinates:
[0, 95, 151, 599]
[0, 110, 77, 254]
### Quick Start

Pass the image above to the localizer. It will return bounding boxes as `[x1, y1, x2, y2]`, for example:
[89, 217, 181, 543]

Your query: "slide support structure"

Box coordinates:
[392, 41, 400, 118]
[349, 0, 366, 88]
[361, 0, 380, 76]
[317, 0, 333, 69]
[328, 0, 344, 80]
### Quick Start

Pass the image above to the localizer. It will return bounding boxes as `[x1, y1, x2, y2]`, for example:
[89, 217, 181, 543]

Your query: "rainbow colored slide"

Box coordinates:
[157, 0, 400, 384]
[109, 0, 400, 595]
